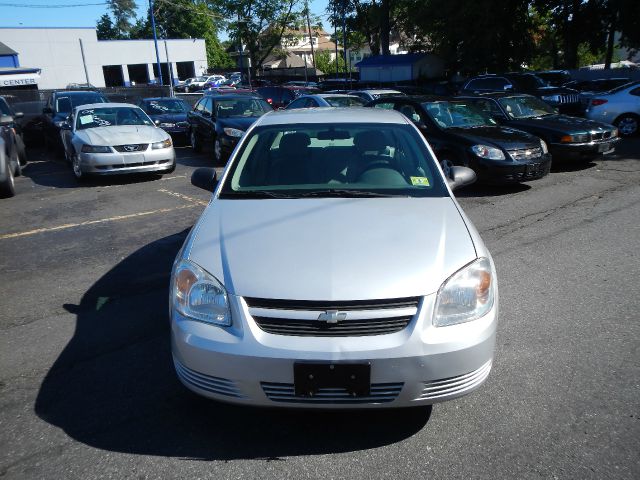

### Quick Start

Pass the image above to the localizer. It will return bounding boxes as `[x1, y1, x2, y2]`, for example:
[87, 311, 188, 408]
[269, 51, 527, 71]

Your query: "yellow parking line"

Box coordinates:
[157, 188, 209, 206]
[0, 205, 195, 240]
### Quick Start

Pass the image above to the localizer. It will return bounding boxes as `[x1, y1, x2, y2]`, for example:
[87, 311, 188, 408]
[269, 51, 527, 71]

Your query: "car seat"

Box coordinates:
[271, 132, 311, 185]
[349, 130, 400, 183]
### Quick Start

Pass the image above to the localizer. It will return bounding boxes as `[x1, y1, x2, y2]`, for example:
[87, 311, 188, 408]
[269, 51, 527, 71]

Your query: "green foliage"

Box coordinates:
[314, 50, 349, 75]
[107, 0, 138, 39]
[96, 13, 118, 40]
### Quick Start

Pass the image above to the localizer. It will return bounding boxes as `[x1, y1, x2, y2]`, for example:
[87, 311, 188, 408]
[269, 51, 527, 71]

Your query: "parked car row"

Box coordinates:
[1, 96, 29, 197]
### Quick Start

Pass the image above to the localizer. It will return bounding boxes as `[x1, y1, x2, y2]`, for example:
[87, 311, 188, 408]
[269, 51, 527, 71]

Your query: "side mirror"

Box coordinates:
[447, 166, 476, 191]
[14, 112, 24, 119]
[191, 167, 218, 192]
[60, 120, 71, 130]
[154, 119, 161, 126]
[0, 115, 13, 126]
[43, 106, 53, 114]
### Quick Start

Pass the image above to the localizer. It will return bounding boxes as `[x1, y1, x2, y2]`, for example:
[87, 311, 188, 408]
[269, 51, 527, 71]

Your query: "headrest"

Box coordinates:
[354, 130, 387, 153]
[279, 132, 311, 153]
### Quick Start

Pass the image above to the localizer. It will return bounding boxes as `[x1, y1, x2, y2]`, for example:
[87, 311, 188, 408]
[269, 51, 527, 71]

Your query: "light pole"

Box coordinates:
[149, 0, 163, 85]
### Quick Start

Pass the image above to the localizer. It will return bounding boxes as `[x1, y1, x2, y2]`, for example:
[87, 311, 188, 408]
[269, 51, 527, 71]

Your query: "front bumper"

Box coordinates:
[171, 293, 498, 408]
[78, 147, 176, 175]
[470, 153, 552, 184]
[549, 137, 619, 160]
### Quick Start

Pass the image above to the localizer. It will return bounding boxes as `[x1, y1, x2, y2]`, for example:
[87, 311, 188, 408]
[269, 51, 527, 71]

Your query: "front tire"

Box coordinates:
[72, 154, 87, 182]
[0, 158, 16, 198]
[614, 113, 639, 137]
[191, 130, 202, 152]
[213, 137, 226, 165]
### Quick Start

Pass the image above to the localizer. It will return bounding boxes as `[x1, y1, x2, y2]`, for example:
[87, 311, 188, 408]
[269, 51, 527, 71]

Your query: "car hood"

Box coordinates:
[77, 125, 167, 145]
[148, 113, 187, 123]
[217, 116, 261, 131]
[535, 86, 577, 94]
[508, 114, 612, 134]
[447, 126, 540, 150]
[188, 197, 477, 300]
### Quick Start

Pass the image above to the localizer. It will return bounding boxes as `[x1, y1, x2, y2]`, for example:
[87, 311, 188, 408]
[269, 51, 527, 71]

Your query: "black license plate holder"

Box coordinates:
[294, 362, 371, 397]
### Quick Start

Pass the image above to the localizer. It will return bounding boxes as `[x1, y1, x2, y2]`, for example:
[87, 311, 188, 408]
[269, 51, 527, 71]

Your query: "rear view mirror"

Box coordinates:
[191, 167, 218, 192]
[317, 129, 350, 140]
[447, 166, 476, 191]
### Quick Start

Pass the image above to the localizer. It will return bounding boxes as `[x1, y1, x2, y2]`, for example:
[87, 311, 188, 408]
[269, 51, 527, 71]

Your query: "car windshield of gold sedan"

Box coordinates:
[215, 98, 272, 118]
[423, 101, 497, 128]
[220, 123, 448, 198]
[75, 107, 153, 130]
[498, 96, 556, 119]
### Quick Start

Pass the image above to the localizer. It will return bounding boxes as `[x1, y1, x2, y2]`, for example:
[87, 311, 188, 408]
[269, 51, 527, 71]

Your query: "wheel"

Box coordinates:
[213, 137, 226, 164]
[16, 136, 28, 166]
[191, 130, 201, 152]
[72, 153, 86, 181]
[614, 113, 639, 137]
[10, 146, 21, 177]
[0, 158, 16, 198]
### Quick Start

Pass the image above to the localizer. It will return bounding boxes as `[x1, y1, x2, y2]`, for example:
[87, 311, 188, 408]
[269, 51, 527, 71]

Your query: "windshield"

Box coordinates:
[372, 92, 403, 99]
[215, 98, 272, 118]
[498, 96, 555, 119]
[325, 96, 367, 107]
[220, 123, 448, 198]
[607, 80, 640, 94]
[0, 99, 10, 115]
[194, 77, 207, 82]
[142, 99, 189, 114]
[56, 93, 106, 113]
[423, 101, 497, 128]
[512, 74, 547, 89]
[75, 107, 153, 130]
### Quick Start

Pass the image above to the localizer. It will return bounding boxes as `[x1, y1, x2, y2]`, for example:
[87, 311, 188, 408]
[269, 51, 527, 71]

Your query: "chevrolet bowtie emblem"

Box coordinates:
[317, 310, 347, 323]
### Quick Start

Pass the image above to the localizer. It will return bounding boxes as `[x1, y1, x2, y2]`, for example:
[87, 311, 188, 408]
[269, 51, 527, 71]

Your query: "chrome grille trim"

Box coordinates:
[174, 359, 245, 398]
[507, 147, 543, 161]
[261, 382, 403, 404]
[246, 297, 420, 337]
[417, 360, 492, 400]
[113, 143, 149, 152]
[559, 94, 580, 104]
[253, 316, 412, 337]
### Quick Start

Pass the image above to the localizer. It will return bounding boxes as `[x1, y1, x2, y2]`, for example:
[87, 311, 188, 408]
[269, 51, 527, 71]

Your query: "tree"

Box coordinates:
[96, 13, 118, 40]
[314, 50, 347, 75]
[214, 0, 302, 76]
[107, 0, 138, 39]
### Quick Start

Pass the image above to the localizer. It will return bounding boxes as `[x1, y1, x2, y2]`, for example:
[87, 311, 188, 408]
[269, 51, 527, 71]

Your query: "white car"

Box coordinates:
[348, 89, 405, 102]
[585, 81, 640, 136]
[61, 103, 176, 180]
[171, 108, 497, 408]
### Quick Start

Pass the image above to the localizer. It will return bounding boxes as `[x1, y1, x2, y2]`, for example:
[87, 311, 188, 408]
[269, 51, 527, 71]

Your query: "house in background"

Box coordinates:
[280, 28, 340, 66]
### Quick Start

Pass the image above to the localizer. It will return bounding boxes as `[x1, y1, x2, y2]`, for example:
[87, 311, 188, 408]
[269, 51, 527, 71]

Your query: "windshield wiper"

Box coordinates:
[297, 189, 405, 198]
[219, 190, 296, 199]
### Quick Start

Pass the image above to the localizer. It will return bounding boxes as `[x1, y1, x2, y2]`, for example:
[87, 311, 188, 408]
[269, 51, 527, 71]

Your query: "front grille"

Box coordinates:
[559, 94, 580, 104]
[262, 382, 403, 404]
[417, 360, 492, 400]
[246, 296, 420, 337]
[590, 130, 612, 142]
[94, 160, 170, 170]
[244, 297, 420, 311]
[501, 161, 551, 182]
[174, 359, 245, 398]
[508, 147, 542, 161]
[254, 316, 411, 336]
[113, 143, 148, 152]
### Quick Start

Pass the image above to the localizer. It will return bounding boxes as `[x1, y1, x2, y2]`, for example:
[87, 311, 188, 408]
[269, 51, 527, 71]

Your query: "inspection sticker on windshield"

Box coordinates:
[410, 176, 430, 187]
[79, 114, 93, 125]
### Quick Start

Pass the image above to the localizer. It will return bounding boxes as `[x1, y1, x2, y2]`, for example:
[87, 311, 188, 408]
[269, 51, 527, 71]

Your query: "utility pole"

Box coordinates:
[342, 0, 348, 88]
[237, 11, 244, 83]
[164, 39, 174, 96]
[149, 0, 163, 85]
[78, 38, 90, 85]
[305, 1, 316, 72]
[333, 4, 339, 79]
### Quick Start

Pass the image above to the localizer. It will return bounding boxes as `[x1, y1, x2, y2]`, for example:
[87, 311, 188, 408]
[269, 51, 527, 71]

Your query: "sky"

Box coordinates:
[0, 0, 331, 38]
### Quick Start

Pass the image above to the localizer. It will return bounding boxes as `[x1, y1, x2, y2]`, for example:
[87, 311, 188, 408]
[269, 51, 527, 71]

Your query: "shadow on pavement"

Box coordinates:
[35, 230, 430, 460]
[456, 182, 531, 198]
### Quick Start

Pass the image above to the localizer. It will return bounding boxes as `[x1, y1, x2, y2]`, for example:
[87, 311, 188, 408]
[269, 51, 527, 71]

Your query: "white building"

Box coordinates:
[0, 27, 207, 89]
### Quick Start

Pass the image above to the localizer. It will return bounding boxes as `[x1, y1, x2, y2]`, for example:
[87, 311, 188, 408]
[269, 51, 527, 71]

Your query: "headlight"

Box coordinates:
[541, 94, 561, 103]
[433, 257, 495, 327]
[560, 133, 589, 143]
[159, 122, 176, 128]
[223, 127, 244, 138]
[540, 139, 548, 154]
[152, 138, 172, 149]
[81, 144, 111, 153]
[611, 128, 618, 138]
[471, 144, 505, 160]
[54, 120, 68, 128]
[172, 259, 230, 326]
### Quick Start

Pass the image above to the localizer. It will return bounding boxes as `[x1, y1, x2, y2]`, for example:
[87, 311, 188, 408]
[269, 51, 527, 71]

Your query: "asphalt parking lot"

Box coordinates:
[1, 140, 639, 479]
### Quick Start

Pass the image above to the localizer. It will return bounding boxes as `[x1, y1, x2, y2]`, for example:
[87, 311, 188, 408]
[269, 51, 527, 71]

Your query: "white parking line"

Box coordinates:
[0, 205, 196, 240]
[157, 188, 209, 206]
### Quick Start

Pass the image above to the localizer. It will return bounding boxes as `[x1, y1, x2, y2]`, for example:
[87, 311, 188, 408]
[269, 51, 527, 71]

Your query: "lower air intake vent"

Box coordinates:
[261, 382, 403, 404]
[174, 359, 245, 398]
[417, 360, 492, 400]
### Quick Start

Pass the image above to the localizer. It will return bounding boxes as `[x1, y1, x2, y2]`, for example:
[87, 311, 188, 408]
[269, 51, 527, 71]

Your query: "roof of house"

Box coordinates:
[356, 53, 428, 68]
[263, 51, 308, 69]
[0, 42, 18, 56]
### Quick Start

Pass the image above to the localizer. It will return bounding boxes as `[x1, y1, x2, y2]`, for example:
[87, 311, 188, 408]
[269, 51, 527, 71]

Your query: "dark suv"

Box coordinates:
[461, 73, 582, 115]
[42, 90, 108, 154]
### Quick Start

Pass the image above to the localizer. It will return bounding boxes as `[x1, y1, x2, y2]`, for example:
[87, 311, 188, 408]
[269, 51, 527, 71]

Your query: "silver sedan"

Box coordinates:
[61, 103, 176, 180]
[285, 94, 367, 109]
[171, 108, 498, 409]
[585, 81, 640, 136]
